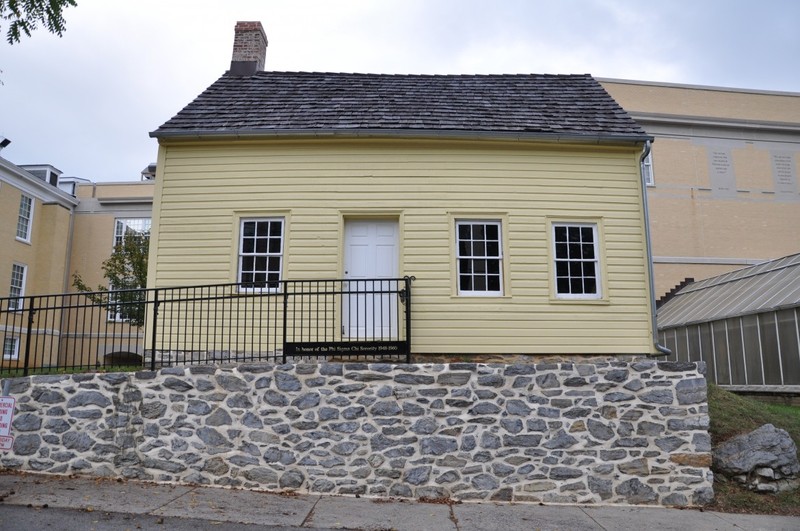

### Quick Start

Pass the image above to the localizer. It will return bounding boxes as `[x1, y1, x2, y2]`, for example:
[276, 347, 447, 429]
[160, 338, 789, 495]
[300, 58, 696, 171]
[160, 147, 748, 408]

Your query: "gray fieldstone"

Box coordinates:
[162, 377, 193, 392]
[714, 423, 800, 477]
[67, 391, 111, 408]
[275, 372, 302, 392]
[675, 378, 707, 405]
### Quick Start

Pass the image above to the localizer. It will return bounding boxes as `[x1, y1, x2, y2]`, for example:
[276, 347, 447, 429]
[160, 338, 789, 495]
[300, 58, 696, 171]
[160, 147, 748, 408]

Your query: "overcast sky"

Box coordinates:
[1, 0, 798, 182]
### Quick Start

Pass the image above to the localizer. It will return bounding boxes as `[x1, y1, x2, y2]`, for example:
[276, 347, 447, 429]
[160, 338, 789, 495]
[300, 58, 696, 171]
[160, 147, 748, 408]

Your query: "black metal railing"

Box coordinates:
[0, 277, 413, 376]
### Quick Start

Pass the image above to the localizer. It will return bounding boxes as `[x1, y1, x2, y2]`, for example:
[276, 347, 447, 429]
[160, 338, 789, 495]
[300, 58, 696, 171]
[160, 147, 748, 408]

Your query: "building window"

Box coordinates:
[114, 218, 151, 247]
[2, 337, 19, 360]
[456, 220, 503, 296]
[16, 194, 33, 241]
[642, 152, 654, 186]
[9, 264, 26, 310]
[239, 218, 284, 290]
[553, 223, 601, 299]
[108, 219, 151, 322]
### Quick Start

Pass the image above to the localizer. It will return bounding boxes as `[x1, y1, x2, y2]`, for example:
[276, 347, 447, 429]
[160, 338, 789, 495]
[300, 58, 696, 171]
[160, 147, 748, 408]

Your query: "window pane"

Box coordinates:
[486, 241, 499, 257]
[243, 222, 256, 237]
[487, 259, 500, 275]
[570, 278, 583, 294]
[556, 261, 568, 276]
[583, 278, 597, 294]
[243, 238, 255, 253]
[557, 278, 570, 293]
[555, 243, 568, 259]
[268, 237, 281, 253]
[458, 224, 470, 240]
[584, 262, 596, 277]
[473, 224, 485, 240]
[581, 227, 594, 243]
[268, 256, 281, 272]
[472, 241, 486, 257]
[486, 224, 498, 240]
[459, 258, 472, 274]
[568, 227, 581, 242]
[458, 241, 471, 256]
[473, 259, 486, 274]
[568, 243, 581, 259]
[569, 261, 582, 277]
[256, 222, 269, 236]
[488, 275, 500, 292]
[474, 275, 486, 292]
[255, 256, 267, 271]
[555, 226, 566, 242]
[270, 221, 282, 236]
[459, 275, 472, 291]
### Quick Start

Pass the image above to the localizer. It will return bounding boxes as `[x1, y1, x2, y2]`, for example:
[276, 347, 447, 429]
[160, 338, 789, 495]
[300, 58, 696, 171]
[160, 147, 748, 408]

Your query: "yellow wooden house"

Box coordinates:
[148, 22, 663, 359]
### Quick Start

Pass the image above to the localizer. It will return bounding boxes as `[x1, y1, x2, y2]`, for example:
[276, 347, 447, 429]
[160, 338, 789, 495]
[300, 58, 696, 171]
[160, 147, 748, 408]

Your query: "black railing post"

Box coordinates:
[22, 300, 36, 377]
[150, 289, 160, 371]
[404, 276, 413, 364]
[282, 286, 289, 364]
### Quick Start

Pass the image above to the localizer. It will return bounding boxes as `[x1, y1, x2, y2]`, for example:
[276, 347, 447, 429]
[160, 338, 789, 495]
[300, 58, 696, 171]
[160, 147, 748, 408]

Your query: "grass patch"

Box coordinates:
[706, 384, 800, 516]
[707, 384, 800, 445]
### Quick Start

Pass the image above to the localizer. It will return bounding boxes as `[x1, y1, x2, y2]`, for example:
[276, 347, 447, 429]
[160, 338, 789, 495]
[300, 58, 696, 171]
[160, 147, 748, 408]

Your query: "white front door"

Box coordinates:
[343, 219, 399, 338]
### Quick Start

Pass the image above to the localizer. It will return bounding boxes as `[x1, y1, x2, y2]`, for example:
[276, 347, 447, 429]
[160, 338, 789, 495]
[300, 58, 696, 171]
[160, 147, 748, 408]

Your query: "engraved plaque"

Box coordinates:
[709, 149, 737, 198]
[771, 152, 798, 198]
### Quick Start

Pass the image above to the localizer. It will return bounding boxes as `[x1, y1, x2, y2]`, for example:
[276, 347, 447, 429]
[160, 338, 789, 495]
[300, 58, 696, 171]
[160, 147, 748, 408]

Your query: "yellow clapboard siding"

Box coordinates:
[151, 138, 653, 354]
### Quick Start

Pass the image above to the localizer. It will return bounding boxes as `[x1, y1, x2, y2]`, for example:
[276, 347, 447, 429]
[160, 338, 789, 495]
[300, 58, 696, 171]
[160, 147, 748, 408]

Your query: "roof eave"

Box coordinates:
[150, 128, 653, 145]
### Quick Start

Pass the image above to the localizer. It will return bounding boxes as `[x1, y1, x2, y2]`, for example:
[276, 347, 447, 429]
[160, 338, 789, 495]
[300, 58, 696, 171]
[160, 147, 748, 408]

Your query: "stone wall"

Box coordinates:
[1, 360, 714, 506]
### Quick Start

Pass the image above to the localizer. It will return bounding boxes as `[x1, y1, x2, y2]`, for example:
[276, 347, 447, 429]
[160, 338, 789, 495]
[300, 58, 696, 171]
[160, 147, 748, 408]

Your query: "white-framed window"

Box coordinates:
[642, 151, 654, 186]
[16, 194, 33, 241]
[8, 263, 27, 310]
[456, 220, 503, 296]
[238, 218, 285, 290]
[107, 218, 151, 322]
[2, 337, 19, 360]
[553, 223, 601, 299]
[114, 218, 151, 247]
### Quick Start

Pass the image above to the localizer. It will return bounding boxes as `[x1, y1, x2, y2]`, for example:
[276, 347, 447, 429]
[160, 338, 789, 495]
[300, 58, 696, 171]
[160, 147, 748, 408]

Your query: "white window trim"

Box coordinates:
[642, 151, 654, 187]
[552, 222, 602, 300]
[16, 194, 34, 243]
[113, 218, 151, 247]
[237, 217, 285, 293]
[2, 337, 19, 360]
[455, 219, 504, 297]
[9, 263, 27, 311]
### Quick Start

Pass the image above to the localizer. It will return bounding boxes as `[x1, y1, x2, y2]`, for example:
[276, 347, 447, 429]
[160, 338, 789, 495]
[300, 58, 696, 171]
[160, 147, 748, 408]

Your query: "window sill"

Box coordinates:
[15, 237, 31, 245]
[451, 294, 511, 300]
[549, 297, 609, 305]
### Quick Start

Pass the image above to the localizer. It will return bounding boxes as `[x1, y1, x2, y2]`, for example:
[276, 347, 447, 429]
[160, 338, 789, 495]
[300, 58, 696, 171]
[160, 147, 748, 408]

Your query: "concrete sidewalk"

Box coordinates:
[0, 472, 797, 531]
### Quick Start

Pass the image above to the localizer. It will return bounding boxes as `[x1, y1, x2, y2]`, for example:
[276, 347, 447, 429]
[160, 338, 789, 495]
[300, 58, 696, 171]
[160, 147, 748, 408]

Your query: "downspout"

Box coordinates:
[640, 140, 671, 356]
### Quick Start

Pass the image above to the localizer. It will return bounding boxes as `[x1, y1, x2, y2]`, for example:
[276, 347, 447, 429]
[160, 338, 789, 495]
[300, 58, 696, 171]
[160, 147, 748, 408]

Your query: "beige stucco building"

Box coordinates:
[1, 152, 153, 368]
[602, 80, 800, 298]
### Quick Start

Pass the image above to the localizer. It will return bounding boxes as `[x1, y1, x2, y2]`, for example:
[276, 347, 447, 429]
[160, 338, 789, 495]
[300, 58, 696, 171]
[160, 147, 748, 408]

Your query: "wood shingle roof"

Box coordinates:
[151, 71, 649, 141]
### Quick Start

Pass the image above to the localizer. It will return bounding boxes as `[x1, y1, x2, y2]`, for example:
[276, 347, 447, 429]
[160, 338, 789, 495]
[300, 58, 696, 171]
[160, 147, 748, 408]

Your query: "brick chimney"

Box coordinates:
[230, 21, 267, 75]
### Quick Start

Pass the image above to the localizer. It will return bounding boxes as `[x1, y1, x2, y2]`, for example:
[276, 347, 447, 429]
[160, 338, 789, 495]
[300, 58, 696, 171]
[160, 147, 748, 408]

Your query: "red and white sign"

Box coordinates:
[0, 396, 15, 452]
[0, 396, 15, 435]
